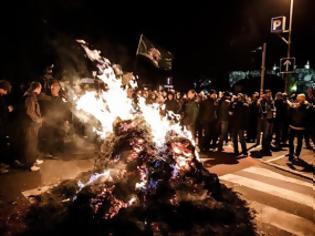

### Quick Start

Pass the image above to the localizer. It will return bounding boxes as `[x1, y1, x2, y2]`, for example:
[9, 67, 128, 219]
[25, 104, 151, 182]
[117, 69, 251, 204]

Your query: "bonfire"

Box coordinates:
[4, 40, 256, 236]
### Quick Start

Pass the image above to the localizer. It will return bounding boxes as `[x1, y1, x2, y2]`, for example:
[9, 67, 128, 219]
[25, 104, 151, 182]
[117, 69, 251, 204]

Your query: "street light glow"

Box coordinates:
[304, 61, 310, 69]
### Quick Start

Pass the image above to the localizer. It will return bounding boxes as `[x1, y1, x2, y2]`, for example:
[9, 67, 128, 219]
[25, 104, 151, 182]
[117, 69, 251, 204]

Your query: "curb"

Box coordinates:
[261, 160, 313, 181]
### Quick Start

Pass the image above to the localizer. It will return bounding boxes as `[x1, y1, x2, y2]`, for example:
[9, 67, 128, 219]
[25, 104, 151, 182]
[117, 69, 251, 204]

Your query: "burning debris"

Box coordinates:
[18, 118, 255, 235]
[91, 117, 222, 217]
[3, 41, 256, 235]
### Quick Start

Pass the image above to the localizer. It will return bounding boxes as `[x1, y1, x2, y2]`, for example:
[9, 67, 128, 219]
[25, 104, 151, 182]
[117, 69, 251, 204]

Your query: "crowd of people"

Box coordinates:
[138, 87, 315, 159]
[0, 71, 70, 173]
[0, 70, 314, 174]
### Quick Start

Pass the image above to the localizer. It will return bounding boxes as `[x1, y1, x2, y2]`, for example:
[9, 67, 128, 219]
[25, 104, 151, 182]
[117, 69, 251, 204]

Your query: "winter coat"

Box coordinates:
[274, 99, 287, 122]
[229, 101, 249, 131]
[182, 100, 199, 126]
[24, 92, 42, 124]
[198, 98, 217, 125]
[165, 99, 180, 114]
[217, 99, 230, 122]
[288, 103, 309, 130]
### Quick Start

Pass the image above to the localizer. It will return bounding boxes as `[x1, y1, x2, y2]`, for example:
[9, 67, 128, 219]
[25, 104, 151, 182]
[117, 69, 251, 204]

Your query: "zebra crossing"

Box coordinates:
[219, 165, 315, 236]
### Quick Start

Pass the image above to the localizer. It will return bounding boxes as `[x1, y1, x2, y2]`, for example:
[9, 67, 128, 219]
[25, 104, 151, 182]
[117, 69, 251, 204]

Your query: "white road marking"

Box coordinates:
[264, 154, 286, 163]
[242, 166, 313, 188]
[252, 201, 315, 236]
[262, 161, 314, 181]
[220, 174, 314, 208]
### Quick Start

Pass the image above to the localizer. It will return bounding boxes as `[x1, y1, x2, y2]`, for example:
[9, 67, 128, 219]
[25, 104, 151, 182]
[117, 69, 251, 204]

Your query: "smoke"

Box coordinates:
[51, 34, 90, 81]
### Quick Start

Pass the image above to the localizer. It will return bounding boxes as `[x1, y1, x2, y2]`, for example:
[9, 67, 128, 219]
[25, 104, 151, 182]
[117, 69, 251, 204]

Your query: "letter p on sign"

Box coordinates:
[271, 16, 286, 33]
[273, 20, 282, 30]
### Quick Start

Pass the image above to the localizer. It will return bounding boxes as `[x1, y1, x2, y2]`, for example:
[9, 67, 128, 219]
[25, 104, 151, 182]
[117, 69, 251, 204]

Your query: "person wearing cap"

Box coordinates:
[287, 94, 310, 161]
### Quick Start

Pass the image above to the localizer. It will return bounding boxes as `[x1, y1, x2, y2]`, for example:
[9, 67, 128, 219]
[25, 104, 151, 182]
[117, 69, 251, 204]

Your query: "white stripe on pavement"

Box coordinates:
[252, 201, 315, 236]
[242, 166, 313, 188]
[263, 161, 314, 181]
[264, 154, 286, 163]
[220, 174, 314, 208]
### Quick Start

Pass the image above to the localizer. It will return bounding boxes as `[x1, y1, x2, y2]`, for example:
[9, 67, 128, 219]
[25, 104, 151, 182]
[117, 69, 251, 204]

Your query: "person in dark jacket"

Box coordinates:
[0, 80, 13, 173]
[165, 92, 180, 114]
[307, 104, 315, 149]
[197, 93, 218, 152]
[273, 92, 287, 149]
[217, 92, 231, 151]
[287, 94, 309, 161]
[0, 80, 13, 141]
[40, 64, 55, 95]
[247, 92, 259, 143]
[23, 82, 43, 171]
[281, 92, 290, 146]
[304, 87, 314, 149]
[257, 91, 276, 156]
[182, 89, 199, 140]
[40, 80, 68, 155]
[229, 93, 249, 156]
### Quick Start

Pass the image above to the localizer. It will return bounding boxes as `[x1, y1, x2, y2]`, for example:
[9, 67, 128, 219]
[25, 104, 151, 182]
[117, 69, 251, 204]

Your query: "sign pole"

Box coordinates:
[260, 43, 267, 96]
[284, 0, 294, 93]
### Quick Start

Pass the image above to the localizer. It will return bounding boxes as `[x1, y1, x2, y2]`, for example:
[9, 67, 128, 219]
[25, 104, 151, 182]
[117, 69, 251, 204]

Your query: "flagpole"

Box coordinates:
[136, 33, 143, 56]
[134, 34, 143, 79]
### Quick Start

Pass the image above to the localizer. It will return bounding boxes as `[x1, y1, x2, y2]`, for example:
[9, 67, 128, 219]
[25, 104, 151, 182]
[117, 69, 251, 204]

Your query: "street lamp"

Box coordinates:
[272, 64, 278, 71]
[304, 60, 310, 70]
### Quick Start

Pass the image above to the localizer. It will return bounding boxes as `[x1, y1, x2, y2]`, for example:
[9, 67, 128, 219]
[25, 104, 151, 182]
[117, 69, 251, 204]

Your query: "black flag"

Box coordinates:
[136, 34, 173, 70]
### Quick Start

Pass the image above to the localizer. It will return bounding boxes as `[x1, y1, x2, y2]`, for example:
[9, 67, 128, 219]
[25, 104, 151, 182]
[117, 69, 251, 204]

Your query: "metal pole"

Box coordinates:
[260, 43, 267, 96]
[284, 0, 294, 93]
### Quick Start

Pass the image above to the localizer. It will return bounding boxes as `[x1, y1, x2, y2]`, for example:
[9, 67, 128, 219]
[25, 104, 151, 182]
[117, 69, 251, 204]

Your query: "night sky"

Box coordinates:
[0, 0, 314, 90]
